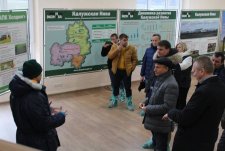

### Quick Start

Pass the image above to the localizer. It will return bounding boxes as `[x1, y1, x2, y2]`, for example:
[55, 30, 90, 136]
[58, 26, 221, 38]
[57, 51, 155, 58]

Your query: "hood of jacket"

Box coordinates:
[9, 71, 44, 97]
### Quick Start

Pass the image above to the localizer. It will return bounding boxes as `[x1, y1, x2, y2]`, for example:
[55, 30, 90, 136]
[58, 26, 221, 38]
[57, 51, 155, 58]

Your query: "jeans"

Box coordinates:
[113, 69, 132, 97]
[108, 69, 124, 90]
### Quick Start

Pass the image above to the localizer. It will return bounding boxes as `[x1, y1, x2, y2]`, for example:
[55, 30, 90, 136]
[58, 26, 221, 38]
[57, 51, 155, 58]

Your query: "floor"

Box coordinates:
[0, 79, 223, 151]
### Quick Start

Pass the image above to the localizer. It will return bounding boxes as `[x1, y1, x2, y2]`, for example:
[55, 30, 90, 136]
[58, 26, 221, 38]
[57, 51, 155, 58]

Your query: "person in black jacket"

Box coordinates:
[9, 59, 66, 151]
[101, 33, 125, 104]
[163, 56, 225, 151]
[212, 52, 225, 151]
[217, 110, 225, 151]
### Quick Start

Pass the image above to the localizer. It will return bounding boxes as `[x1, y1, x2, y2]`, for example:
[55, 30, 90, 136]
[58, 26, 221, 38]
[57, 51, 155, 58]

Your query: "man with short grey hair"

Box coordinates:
[163, 56, 225, 151]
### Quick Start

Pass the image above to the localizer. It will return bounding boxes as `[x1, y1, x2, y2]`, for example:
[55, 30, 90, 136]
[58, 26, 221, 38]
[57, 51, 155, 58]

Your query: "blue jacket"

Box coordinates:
[140, 44, 157, 79]
[9, 72, 65, 151]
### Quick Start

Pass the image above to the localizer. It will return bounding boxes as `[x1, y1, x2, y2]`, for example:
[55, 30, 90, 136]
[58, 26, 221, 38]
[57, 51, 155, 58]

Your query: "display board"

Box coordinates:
[179, 10, 220, 54]
[44, 10, 117, 77]
[0, 11, 28, 94]
[119, 10, 177, 62]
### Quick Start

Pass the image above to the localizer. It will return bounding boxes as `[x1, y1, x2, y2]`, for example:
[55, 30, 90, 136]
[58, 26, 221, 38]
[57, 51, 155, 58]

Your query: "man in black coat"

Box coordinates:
[163, 56, 225, 151]
[9, 59, 66, 151]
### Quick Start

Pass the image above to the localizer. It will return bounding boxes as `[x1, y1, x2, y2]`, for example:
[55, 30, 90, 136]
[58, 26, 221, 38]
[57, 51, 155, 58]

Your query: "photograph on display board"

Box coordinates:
[0, 33, 11, 45]
[180, 20, 218, 39]
[15, 43, 27, 55]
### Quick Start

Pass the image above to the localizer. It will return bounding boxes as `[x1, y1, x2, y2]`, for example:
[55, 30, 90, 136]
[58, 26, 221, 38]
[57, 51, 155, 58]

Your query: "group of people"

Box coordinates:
[8, 32, 225, 151]
[102, 33, 225, 151]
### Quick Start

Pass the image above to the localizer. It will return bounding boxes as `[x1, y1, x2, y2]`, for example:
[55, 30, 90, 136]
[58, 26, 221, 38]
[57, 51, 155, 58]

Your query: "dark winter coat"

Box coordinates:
[101, 41, 113, 69]
[143, 71, 178, 133]
[168, 76, 225, 151]
[9, 72, 65, 151]
[214, 65, 225, 84]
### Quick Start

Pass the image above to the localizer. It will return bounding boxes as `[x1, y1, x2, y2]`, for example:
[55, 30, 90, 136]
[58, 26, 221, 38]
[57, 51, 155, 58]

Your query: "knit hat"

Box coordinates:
[22, 59, 42, 79]
[153, 57, 173, 69]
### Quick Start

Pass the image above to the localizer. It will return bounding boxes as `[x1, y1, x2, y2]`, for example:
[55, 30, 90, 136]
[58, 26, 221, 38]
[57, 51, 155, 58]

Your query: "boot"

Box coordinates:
[119, 88, 126, 102]
[142, 139, 154, 149]
[108, 95, 118, 108]
[126, 96, 134, 111]
[142, 138, 170, 151]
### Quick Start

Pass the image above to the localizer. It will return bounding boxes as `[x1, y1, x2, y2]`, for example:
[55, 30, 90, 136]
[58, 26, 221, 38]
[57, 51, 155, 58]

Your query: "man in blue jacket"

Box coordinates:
[140, 34, 161, 96]
[9, 59, 66, 151]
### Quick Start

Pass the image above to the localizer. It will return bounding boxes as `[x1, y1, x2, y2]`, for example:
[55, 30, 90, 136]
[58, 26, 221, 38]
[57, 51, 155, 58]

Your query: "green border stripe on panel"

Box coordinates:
[120, 10, 176, 20]
[0, 85, 9, 94]
[45, 10, 117, 21]
[0, 11, 27, 23]
[45, 64, 108, 77]
[181, 11, 220, 19]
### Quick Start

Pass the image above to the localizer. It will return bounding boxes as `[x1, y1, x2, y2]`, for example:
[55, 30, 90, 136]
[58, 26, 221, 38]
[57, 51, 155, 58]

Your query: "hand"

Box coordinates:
[139, 103, 145, 109]
[162, 114, 169, 121]
[141, 106, 147, 112]
[118, 45, 123, 52]
[51, 106, 62, 115]
[140, 76, 145, 81]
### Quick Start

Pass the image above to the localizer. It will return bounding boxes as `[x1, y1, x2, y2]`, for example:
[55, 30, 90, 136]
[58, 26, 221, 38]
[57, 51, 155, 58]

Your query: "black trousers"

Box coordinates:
[113, 69, 132, 97]
[151, 131, 169, 151]
[217, 129, 225, 151]
[176, 87, 189, 110]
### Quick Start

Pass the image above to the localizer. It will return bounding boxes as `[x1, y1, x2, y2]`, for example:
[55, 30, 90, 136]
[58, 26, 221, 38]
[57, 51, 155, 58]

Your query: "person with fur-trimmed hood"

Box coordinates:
[9, 59, 66, 151]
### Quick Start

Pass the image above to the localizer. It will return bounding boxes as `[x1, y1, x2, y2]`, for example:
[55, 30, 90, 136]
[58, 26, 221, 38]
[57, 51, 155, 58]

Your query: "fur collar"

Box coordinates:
[16, 71, 43, 90]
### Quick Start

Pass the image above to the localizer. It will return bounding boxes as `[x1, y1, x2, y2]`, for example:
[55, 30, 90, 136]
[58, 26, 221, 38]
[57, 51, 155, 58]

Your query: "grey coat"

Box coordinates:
[143, 71, 178, 133]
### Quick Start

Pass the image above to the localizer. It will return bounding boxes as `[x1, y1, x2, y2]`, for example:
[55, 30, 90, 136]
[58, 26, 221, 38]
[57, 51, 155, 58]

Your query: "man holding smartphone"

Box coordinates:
[108, 33, 138, 111]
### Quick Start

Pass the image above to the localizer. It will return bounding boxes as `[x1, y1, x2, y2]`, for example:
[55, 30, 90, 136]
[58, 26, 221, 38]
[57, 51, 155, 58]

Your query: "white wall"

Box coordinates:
[182, 0, 225, 9]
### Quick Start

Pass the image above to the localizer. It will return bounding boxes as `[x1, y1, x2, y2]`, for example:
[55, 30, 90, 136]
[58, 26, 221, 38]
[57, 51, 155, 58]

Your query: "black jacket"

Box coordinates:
[214, 65, 225, 84]
[9, 72, 65, 151]
[101, 41, 113, 69]
[168, 76, 225, 151]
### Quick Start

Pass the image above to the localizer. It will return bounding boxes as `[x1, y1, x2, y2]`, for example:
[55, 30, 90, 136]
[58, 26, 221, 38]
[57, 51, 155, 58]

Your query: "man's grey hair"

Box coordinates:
[195, 56, 214, 73]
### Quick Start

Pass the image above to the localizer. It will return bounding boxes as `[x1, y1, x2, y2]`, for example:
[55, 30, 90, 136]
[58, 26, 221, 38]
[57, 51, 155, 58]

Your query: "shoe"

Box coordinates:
[142, 139, 170, 151]
[119, 88, 126, 102]
[126, 96, 134, 111]
[142, 139, 154, 149]
[108, 95, 118, 108]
